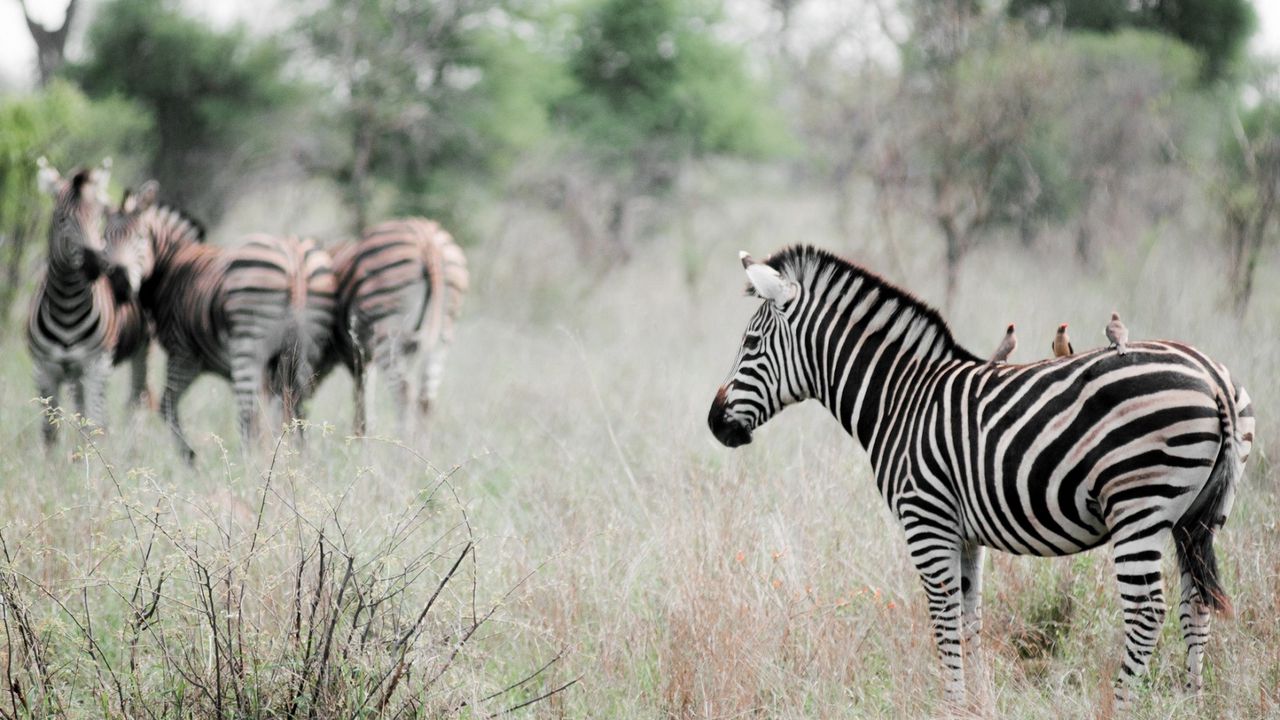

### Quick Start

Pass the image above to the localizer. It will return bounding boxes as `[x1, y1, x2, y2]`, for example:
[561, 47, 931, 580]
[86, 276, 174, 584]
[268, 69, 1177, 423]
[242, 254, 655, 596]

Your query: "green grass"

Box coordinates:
[1, 172, 1279, 718]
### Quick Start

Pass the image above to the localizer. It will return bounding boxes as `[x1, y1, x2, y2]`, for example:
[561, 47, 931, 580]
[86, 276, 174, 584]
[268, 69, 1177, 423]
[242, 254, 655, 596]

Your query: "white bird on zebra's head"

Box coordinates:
[986, 323, 1016, 368]
[739, 250, 797, 305]
[1106, 312, 1128, 355]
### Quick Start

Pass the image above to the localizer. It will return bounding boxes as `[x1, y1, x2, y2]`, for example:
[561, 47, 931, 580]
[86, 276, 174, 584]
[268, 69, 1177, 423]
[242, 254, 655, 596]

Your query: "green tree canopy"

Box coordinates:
[72, 0, 293, 222]
[1008, 0, 1256, 81]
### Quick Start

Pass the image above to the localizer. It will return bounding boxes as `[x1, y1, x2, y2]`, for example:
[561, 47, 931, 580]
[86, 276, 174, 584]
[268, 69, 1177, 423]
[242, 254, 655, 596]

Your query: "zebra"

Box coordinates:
[324, 218, 468, 435]
[106, 182, 337, 461]
[707, 245, 1253, 707]
[26, 159, 150, 445]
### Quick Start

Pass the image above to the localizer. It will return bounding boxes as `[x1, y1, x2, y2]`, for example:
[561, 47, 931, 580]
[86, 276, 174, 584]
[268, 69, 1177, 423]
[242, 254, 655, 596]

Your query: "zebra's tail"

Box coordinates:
[1173, 391, 1241, 617]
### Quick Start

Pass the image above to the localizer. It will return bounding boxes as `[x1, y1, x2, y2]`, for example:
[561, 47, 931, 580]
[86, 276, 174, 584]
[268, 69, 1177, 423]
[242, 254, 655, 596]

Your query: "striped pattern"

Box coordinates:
[708, 246, 1253, 705]
[26, 164, 150, 445]
[326, 218, 468, 434]
[118, 195, 337, 460]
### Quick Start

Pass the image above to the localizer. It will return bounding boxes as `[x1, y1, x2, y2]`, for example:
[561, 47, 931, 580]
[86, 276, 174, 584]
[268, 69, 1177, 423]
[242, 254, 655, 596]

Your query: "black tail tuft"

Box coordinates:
[1174, 426, 1237, 617]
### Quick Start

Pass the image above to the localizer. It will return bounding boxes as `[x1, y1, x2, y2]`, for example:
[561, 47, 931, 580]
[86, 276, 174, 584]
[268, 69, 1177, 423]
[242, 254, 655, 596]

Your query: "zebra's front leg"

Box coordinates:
[80, 355, 112, 435]
[1110, 525, 1171, 708]
[1178, 567, 1212, 695]
[901, 511, 965, 703]
[960, 543, 985, 653]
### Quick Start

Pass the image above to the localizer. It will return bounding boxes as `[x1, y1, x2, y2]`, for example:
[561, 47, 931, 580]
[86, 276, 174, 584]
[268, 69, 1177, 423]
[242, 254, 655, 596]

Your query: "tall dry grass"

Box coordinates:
[0, 166, 1277, 718]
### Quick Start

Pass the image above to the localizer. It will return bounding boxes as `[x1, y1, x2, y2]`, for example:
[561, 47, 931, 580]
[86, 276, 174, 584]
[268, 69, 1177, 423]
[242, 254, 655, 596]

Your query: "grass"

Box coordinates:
[1, 169, 1278, 718]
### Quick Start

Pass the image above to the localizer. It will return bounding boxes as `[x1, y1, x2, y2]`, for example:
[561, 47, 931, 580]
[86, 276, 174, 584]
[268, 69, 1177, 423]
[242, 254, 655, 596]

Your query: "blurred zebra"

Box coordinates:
[108, 183, 337, 461]
[708, 246, 1253, 707]
[326, 218, 468, 435]
[26, 159, 150, 445]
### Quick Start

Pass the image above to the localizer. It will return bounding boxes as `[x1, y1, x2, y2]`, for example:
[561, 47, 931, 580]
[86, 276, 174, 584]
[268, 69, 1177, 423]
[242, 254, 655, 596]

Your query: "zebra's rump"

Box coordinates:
[935, 341, 1247, 556]
[223, 235, 337, 375]
[330, 218, 468, 370]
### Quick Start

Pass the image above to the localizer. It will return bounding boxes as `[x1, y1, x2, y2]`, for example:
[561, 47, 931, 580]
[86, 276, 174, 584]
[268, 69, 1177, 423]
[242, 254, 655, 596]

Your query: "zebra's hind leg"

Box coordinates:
[230, 344, 267, 454]
[415, 347, 448, 417]
[1110, 524, 1172, 708]
[901, 507, 965, 704]
[1178, 567, 1212, 695]
[161, 355, 201, 464]
[960, 544, 986, 653]
[127, 342, 152, 411]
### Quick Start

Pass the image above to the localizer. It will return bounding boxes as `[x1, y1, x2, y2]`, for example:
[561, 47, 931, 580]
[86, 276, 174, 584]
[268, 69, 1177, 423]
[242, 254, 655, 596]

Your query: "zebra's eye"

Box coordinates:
[743, 334, 761, 352]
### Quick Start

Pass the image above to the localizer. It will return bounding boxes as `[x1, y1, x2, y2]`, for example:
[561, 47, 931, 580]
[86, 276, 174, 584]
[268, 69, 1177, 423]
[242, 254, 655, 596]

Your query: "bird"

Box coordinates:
[1106, 312, 1128, 355]
[987, 324, 1017, 368]
[1052, 323, 1074, 358]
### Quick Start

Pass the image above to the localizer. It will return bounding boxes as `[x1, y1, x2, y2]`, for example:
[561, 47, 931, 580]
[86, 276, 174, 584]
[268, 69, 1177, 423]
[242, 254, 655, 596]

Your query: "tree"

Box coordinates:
[1009, 0, 1255, 81]
[0, 80, 150, 326]
[553, 0, 784, 262]
[295, 0, 566, 236]
[1216, 67, 1280, 315]
[72, 0, 293, 224]
[14, 0, 81, 86]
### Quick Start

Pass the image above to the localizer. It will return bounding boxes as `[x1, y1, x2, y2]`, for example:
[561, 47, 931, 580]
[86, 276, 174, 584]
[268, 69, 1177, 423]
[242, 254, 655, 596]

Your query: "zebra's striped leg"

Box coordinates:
[1178, 568, 1211, 695]
[80, 356, 112, 434]
[229, 348, 266, 453]
[35, 367, 61, 448]
[960, 544, 985, 652]
[127, 343, 152, 411]
[162, 356, 201, 463]
[377, 342, 411, 431]
[1110, 527, 1171, 707]
[902, 511, 965, 703]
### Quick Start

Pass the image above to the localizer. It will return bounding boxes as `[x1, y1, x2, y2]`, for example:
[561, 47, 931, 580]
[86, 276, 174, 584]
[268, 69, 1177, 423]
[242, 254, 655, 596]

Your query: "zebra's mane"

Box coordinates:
[762, 244, 981, 363]
[146, 203, 206, 247]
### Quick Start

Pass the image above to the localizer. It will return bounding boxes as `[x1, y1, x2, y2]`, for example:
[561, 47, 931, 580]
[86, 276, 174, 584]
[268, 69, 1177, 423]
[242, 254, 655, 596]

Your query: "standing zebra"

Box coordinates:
[27, 159, 150, 445]
[708, 246, 1253, 707]
[107, 182, 337, 461]
[326, 218, 468, 435]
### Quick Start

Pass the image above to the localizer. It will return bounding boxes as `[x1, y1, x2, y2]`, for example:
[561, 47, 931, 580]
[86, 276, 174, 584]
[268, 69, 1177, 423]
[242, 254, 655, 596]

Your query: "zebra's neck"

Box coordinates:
[792, 266, 977, 453]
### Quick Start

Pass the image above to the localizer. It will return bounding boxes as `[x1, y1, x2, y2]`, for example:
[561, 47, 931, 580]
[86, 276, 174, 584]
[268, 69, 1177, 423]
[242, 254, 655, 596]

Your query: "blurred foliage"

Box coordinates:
[295, 0, 570, 236]
[72, 0, 294, 224]
[563, 0, 783, 164]
[1009, 0, 1256, 81]
[0, 79, 151, 326]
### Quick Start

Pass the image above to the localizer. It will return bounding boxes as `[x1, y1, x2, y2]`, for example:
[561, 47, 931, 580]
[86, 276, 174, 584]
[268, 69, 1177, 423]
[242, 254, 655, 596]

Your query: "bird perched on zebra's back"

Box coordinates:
[322, 218, 469, 435]
[1052, 323, 1073, 357]
[104, 181, 337, 461]
[1106, 312, 1129, 355]
[26, 158, 151, 446]
[986, 323, 1016, 367]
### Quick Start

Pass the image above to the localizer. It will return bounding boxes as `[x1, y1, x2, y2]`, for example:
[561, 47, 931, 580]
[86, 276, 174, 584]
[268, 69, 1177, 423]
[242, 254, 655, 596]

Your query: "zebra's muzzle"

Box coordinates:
[709, 387, 753, 448]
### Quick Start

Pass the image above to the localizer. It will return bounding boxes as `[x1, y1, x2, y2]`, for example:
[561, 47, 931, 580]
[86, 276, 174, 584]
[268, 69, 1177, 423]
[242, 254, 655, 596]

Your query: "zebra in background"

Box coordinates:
[106, 182, 337, 461]
[707, 245, 1253, 707]
[326, 218, 468, 435]
[26, 159, 151, 445]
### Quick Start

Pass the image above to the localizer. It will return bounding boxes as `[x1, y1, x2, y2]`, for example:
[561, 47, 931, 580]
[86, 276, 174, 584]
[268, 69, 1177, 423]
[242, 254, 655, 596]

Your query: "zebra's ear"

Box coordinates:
[36, 157, 61, 196]
[122, 181, 159, 214]
[742, 253, 798, 306]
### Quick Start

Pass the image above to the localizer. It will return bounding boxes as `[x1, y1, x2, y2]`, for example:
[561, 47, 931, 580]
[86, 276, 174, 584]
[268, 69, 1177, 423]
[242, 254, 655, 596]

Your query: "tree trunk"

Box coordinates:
[942, 219, 963, 310]
[18, 0, 80, 86]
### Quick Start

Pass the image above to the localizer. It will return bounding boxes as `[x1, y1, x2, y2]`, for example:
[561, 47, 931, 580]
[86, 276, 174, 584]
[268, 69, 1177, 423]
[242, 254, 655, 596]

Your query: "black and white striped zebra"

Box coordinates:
[26, 159, 150, 445]
[707, 246, 1253, 706]
[106, 183, 337, 461]
[324, 218, 468, 435]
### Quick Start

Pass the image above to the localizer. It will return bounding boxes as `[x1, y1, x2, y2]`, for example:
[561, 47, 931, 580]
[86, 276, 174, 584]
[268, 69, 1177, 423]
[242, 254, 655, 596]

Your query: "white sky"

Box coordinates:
[2, 0, 1280, 89]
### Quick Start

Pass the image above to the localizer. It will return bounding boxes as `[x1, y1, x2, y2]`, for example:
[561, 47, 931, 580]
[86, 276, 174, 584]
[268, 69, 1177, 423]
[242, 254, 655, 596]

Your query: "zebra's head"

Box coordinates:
[708, 251, 809, 448]
[101, 181, 160, 302]
[37, 158, 112, 276]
